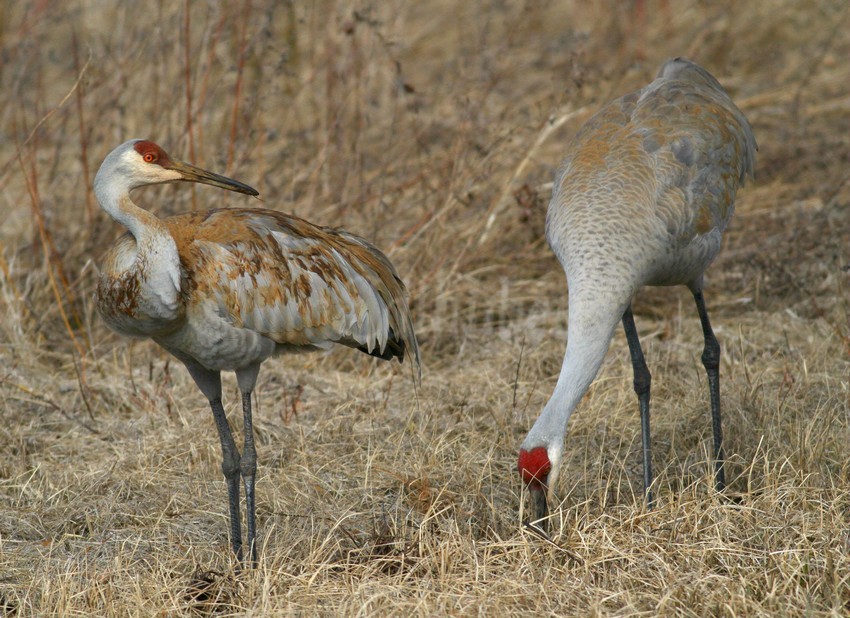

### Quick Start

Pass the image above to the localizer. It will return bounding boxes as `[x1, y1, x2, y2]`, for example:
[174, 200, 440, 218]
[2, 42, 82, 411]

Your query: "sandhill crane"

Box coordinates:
[94, 139, 420, 564]
[518, 58, 756, 527]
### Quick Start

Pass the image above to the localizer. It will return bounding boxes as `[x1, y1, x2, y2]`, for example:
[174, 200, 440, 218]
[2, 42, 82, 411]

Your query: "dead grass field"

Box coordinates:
[1, 0, 850, 615]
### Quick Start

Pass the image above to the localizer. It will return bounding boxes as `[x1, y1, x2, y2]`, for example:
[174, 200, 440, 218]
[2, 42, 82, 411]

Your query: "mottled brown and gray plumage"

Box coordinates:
[97, 207, 418, 367]
[518, 58, 756, 527]
[94, 139, 419, 564]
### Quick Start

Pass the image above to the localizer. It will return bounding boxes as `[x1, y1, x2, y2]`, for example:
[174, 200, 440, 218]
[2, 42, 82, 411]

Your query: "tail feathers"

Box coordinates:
[354, 325, 420, 378]
[331, 230, 421, 381]
[357, 329, 406, 363]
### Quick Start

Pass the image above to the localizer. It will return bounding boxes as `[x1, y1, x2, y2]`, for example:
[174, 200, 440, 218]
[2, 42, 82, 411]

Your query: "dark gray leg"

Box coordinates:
[210, 397, 244, 562]
[235, 364, 261, 566]
[622, 305, 654, 507]
[240, 390, 258, 565]
[184, 364, 243, 562]
[691, 288, 726, 491]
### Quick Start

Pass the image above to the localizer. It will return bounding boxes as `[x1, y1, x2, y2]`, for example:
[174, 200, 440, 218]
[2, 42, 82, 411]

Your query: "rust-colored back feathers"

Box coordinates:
[98, 207, 419, 375]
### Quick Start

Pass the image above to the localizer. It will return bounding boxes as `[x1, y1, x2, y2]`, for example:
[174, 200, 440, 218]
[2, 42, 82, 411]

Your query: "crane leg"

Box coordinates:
[691, 288, 726, 491]
[209, 397, 244, 562]
[185, 364, 244, 562]
[622, 305, 654, 507]
[240, 390, 258, 566]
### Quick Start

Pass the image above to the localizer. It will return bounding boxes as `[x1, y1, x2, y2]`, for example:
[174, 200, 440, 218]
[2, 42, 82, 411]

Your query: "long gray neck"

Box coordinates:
[94, 178, 160, 240]
[522, 288, 629, 452]
[94, 180, 182, 308]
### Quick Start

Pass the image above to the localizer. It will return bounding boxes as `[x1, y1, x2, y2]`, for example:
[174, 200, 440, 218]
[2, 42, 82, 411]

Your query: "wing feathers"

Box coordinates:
[168, 209, 419, 374]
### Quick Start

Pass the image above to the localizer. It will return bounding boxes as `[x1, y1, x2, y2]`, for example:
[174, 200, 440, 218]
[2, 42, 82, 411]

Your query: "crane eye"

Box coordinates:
[143, 152, 157, 163]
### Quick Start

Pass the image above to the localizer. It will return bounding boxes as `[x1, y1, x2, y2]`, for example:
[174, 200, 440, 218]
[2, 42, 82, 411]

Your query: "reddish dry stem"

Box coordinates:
[183, 0, 197, 210]
[17, 147, 89, 384]
[70, 27, 94, 226]
[227, 0, 252, 172]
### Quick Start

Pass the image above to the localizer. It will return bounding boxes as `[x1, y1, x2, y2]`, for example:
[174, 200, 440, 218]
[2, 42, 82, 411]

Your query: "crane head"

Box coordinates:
[96, 139, 259, 197]
[518, 446, 557, 531]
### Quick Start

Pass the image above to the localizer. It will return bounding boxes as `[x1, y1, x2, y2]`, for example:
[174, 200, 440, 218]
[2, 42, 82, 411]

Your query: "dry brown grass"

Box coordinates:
[2, 0, 850, 615]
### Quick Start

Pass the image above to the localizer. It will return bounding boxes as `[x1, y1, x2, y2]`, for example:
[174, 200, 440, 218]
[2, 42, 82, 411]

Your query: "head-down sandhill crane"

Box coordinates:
[518, 58, 756, 527]
[94, 140, 419, 564]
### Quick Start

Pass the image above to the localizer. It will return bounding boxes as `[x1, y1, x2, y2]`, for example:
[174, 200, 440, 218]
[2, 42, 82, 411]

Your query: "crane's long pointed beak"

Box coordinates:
[168, 159, 259, 196]
[530, 484, 549, 526]
[521, 484, 550, 539]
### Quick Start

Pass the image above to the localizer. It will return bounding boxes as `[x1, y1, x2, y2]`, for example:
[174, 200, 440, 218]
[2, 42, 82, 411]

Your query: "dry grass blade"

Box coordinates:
[479, 104, 589, 245]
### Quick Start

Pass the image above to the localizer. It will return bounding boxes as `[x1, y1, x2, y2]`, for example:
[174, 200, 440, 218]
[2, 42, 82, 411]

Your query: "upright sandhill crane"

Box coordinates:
[518, 58, 756, 526]
[94, 140, 419, 564]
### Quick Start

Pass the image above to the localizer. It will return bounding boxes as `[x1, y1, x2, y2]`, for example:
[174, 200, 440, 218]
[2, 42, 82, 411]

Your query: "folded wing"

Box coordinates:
[168, 209, 420, 374]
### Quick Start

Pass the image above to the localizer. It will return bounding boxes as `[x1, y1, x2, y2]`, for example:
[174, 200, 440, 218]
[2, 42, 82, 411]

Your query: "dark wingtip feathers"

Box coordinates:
[358, 332, 406, 363]
[356, 326, 421, 385]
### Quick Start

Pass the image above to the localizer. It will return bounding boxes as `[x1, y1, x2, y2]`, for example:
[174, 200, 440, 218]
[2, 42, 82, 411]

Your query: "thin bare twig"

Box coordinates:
[17, 148, 89, 386]
[183, 0, 197, 210]
[71, 27, 94, 226]
[227, 0, 252, 172]
[0, 48, 91, 179]
[478, 105, 589, 245]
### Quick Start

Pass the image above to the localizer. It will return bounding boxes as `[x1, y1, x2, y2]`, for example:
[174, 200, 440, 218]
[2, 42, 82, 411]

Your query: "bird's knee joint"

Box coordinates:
[701, 341, 720, 370]
[633, 369, 651, 396]
[219, 443, 243, 478]
[633, 380, 651, 396]
[240, 451, 257, 478]
[221, 458, 240, 480]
